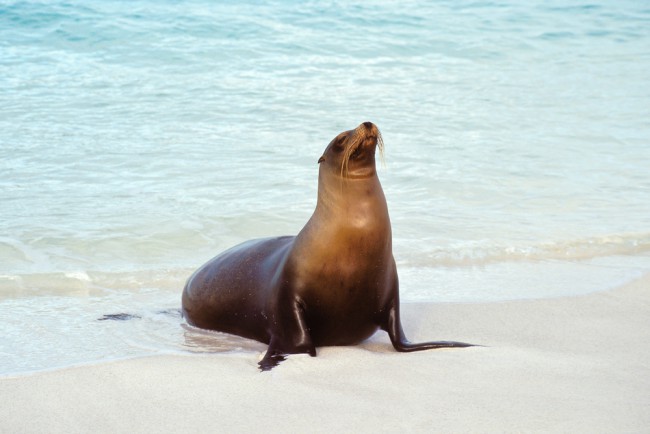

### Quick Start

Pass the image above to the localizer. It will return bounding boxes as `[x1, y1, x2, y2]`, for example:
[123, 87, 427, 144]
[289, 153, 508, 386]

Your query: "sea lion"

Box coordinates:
[182, 121, 474, 370]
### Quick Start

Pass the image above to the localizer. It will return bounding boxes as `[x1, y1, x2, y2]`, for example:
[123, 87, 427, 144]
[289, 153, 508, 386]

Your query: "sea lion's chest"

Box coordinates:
[288, 240, 393, 345]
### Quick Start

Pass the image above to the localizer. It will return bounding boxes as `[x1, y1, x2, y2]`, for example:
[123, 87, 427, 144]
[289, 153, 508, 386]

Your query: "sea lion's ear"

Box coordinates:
[318, 156, 325, 164]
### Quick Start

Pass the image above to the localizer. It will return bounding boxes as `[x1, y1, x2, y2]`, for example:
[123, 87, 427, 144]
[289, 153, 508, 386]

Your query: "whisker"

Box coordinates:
[339, 128, 363, 178]
[377, 130, 386, 168]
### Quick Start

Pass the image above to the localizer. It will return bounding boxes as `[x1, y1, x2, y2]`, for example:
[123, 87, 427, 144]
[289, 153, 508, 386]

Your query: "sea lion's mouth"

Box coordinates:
[349, 145, 363, 160]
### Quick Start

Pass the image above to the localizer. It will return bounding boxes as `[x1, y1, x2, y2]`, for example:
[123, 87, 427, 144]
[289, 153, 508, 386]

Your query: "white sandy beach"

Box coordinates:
[2, 274, 649, 434]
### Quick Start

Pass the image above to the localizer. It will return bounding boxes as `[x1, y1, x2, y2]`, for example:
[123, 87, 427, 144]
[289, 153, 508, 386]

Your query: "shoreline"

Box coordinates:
[2, 274, 649, 433]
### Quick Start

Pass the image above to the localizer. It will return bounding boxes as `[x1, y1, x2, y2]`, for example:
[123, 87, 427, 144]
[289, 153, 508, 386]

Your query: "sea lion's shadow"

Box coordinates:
[180, 323, 267, 354]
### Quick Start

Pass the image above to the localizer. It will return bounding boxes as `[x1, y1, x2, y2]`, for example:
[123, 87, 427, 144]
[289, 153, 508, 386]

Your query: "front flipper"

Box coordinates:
[258, 297, 316, 371]
[382, 301, 476, 351]
[258, 338, 288, 371]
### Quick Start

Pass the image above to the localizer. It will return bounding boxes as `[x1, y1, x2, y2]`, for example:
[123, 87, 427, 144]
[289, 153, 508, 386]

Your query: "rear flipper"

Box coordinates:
[383, 302, 477, 351]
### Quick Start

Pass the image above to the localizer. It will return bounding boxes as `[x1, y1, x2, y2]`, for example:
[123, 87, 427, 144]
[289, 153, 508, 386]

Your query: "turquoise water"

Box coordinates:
[1, 0, 650, 374]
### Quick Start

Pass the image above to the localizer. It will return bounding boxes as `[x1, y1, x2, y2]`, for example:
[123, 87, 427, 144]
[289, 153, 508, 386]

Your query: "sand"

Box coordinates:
[2, 274, 649, 433]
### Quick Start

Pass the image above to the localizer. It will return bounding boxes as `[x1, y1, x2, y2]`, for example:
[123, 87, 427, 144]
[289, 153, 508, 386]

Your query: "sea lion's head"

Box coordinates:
[318, 121, 384, 179]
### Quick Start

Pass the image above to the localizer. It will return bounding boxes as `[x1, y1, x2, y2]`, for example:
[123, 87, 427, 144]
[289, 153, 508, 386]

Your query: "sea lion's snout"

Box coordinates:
[353, 121, 379, 148]
[357, 121, 378, 138]
[356, 121, 382, 153]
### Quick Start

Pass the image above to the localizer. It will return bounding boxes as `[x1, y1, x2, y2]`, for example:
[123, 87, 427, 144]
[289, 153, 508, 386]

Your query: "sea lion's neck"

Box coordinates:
[314, 171, 389, 227]
[299, 170, 391, 249]
[291, 169, 391, 270]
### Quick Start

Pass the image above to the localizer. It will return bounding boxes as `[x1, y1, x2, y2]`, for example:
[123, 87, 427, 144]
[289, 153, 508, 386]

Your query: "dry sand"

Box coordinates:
[2, 274, 649, 433]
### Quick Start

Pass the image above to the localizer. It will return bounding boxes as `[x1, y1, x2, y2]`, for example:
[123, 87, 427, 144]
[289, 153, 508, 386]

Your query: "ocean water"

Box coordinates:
[1, 0, 649, 375]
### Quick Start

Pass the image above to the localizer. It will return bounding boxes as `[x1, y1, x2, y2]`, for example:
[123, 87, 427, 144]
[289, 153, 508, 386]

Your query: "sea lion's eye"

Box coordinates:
[332, 136, 346, 152]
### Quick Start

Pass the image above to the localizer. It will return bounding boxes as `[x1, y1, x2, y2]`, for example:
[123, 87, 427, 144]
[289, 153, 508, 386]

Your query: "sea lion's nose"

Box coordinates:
[363, 121, 373, 129]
